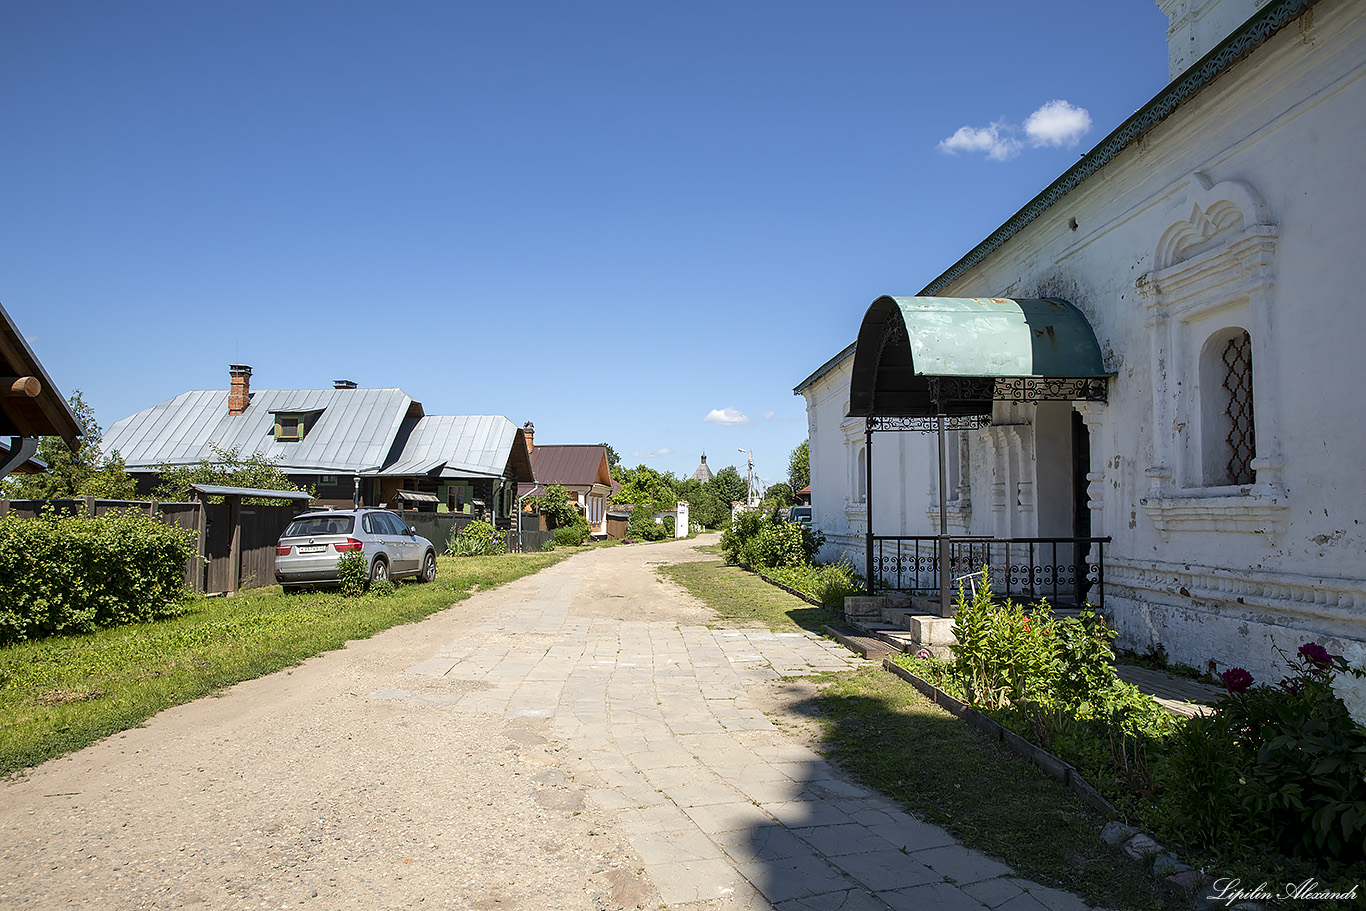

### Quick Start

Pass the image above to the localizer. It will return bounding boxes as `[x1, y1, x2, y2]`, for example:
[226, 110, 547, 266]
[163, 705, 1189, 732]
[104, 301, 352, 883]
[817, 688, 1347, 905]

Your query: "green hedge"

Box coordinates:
[0, 510, 198, 644]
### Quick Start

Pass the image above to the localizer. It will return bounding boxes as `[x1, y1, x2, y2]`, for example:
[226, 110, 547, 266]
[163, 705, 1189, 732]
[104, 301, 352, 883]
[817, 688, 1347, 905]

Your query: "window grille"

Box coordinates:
[1222, 331, 1255, 484]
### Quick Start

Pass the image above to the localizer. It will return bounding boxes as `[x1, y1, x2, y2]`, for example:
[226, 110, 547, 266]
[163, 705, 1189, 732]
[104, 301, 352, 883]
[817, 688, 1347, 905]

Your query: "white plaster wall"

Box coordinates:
[800, 0, 1366, 681]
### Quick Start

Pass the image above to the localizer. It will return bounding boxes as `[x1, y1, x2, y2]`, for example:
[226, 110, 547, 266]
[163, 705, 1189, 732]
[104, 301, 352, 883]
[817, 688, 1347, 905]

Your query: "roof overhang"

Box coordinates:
[0, 302, 82, 446]
[189, 483, 314, 501]
[849, 296, 1111, 418]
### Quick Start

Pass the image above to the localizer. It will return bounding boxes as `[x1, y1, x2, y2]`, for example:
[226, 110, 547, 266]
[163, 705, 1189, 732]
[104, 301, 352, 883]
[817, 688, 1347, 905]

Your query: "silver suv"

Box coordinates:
[274, 508, 436, 589]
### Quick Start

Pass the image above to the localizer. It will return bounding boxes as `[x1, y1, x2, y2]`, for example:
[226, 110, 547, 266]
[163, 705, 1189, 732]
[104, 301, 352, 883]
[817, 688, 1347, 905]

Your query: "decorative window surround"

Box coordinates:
[1107, 555, 1366, 632]
[1136, 173, 1287, 535]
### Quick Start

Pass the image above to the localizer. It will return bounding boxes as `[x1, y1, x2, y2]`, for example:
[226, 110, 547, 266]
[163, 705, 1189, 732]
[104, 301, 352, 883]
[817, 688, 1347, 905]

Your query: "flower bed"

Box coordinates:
[898, 568, 1366, 900]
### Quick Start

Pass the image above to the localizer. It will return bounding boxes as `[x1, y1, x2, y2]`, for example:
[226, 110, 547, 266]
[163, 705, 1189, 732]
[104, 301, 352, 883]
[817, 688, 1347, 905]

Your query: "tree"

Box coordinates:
[152, 445, 310, 504]
[707, 466, 747, 508]
[528, 483, 579, 529]
[3, 391, 136, 500]
[761, 482, 793, 509]
[612, 464, 679, 514]
[788, 440, 810, 493]
[675, 477, 726, 529]
[602, 443, 620, 469]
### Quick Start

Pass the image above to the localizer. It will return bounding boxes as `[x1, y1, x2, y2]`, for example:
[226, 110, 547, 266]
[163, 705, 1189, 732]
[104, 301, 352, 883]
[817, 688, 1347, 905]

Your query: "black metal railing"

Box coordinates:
[870, 535, 1110, 608]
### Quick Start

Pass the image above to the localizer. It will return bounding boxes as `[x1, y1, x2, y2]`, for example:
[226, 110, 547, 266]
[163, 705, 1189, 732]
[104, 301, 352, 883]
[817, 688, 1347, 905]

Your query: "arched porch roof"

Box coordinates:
[848, 296, 1110, 418]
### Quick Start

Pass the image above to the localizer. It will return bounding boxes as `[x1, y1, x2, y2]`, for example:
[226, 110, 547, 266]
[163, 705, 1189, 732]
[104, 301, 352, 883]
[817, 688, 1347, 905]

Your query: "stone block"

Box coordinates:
[1152, 853, 1190, 877]
[843, 596, 886, 623]
[1099, 821, 1137, 845]
[1122, 832, 1163, 861]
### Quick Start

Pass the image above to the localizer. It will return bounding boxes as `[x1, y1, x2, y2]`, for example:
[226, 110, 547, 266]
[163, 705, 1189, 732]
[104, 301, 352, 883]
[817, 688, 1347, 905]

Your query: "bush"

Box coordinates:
[626, 506, 666, 542]
[553, 516, 589, 547]
[336, 551, 367, 597]
[1156, 645, 1366, 864]
[449, 519, 506, 556]
[721, 509, 822, 568]
[0, 509, 198, 643]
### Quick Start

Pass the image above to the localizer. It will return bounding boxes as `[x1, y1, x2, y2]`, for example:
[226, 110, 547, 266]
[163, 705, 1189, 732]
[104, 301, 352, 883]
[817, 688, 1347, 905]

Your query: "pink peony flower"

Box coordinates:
[1221, 667, 1254, 694]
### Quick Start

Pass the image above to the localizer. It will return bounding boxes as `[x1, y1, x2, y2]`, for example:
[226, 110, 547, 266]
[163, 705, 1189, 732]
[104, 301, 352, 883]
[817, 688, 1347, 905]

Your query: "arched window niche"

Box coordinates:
[1135, 172, 1287, 539]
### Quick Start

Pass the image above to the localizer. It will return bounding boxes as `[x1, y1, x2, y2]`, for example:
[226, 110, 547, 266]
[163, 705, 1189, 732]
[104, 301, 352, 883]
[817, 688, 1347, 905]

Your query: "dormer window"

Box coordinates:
[271, 408, 324, 442]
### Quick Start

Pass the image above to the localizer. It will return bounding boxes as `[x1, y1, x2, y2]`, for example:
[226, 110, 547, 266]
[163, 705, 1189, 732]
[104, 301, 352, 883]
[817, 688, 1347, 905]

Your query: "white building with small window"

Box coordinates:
[795, 0, 1366, 680]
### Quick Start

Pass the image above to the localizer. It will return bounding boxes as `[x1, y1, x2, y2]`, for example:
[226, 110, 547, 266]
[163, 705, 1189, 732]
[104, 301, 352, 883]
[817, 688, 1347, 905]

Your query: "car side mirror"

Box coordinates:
[407, 526, 416, 536]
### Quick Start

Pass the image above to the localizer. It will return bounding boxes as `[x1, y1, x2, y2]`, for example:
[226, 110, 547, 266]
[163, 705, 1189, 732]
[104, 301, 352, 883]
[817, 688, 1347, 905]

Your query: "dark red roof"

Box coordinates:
[529, 444, 611, 487]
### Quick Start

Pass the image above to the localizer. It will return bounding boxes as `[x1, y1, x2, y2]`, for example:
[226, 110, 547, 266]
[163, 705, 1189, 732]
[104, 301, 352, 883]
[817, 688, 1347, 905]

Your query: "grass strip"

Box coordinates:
[660, 557, 1180, 911]
[0, 549, 573, 776]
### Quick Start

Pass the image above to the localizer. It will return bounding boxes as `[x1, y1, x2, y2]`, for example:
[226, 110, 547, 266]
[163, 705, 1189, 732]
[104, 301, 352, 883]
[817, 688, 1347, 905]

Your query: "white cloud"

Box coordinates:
[634, 448, 672, 459]
[762, 410, 776, 420]
[704, 407, 752, 426]
[937, 122, 1021, 162]
[938, 100, 1090, 161]
[1024, 100, 1092, 148]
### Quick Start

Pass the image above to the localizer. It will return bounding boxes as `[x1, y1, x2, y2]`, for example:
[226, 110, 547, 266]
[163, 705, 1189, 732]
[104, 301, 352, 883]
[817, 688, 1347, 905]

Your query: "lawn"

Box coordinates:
[660, 557, 1181, 911]
[0, 548, 572, 776]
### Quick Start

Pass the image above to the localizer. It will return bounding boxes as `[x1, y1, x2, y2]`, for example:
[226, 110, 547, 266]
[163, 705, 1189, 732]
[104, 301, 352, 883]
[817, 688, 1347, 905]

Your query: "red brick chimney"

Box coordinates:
[522, 420, 534, 453]
[228, 365, 252, 416]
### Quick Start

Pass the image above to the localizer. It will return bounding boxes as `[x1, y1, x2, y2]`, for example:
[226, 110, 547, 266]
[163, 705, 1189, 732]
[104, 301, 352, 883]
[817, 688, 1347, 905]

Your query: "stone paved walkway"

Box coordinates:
[375, 559, 1096, 910]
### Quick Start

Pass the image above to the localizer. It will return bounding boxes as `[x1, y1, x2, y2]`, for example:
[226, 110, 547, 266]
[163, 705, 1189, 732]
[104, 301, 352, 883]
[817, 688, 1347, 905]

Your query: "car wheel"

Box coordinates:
[419, 551, 437, 583]
[369, 557, 389, 584]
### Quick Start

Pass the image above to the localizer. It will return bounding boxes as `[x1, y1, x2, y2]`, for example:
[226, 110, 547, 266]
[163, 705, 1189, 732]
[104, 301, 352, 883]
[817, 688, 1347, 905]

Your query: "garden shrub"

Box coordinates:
[0, 509, 198, 643]
[720, 509, 822, 568]
[626, 507, 666, 542]
[1156, 645, 1366, 865]
[449, 519, 507, 556]
[553, 516, 589, 546]
[336, 551, 367, 597]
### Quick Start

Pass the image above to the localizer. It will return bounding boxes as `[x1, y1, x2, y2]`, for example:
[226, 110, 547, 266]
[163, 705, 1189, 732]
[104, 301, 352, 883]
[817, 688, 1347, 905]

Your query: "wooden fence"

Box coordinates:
[0, 497, 308, 595]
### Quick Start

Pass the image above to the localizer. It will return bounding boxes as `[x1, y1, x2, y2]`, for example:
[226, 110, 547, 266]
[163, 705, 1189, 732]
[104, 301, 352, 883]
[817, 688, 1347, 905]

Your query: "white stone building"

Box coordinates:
[794, 0, 1366, 681]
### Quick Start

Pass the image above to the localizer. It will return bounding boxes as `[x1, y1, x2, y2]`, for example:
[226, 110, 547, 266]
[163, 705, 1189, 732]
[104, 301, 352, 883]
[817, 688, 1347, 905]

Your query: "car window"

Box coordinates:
[383, 513, 410, 535]
[362, 513, 380, 534]
[285, 515, 354, 537]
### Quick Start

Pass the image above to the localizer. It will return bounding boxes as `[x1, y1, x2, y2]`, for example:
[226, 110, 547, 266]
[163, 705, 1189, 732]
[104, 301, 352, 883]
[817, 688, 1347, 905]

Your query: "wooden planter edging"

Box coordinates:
[881, 658, 1116, 817]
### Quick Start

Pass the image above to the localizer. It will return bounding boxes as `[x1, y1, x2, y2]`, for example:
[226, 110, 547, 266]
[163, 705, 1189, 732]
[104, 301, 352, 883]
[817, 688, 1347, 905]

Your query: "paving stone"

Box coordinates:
[882, 880, 992, 910]
[713, 825, 811, 863]
[774, 888, 891, 911]
[962, 876, 1025, 907]
[792, 822, 900, 858]
[762, 798, 853, 828]
[734, 855, 860, 903]
[909, 844, 1013, 885]
[830, 848, 943, 891]
[648, 857, 747, 905]
[1000, 879, 1094, 911]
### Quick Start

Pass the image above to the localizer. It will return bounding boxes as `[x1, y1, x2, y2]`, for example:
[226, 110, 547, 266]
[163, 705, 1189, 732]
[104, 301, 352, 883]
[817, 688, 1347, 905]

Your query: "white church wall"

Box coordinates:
[800, 0, 1366, 680]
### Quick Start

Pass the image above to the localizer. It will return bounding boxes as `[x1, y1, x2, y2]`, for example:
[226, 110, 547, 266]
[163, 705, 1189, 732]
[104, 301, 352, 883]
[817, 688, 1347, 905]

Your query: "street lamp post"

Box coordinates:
[737, 448, 757, 507]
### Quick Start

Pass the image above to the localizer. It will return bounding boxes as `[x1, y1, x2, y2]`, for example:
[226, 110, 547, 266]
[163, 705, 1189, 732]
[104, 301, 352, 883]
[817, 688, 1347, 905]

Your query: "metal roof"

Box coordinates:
[529, 445, 612, 488]
[377, 414, 533, 482]
[849, 297, 1110, 418]
[0, 301, 81, 445]
[103, 387, 418, 473]
[189, 484, 314, 501]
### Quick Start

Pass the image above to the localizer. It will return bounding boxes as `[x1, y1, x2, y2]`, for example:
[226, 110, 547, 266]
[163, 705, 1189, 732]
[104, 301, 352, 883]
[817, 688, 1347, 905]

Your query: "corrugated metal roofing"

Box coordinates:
[529, 445, 611, 487]
[103, 387, 417, 473]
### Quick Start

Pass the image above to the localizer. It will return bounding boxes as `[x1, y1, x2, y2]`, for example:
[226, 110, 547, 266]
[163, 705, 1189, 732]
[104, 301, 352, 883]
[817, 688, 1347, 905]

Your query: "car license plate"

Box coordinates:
[299, 544, 326, 554]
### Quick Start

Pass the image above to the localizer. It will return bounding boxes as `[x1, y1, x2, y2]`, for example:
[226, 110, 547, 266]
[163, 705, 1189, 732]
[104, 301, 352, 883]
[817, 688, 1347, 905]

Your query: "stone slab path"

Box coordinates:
[0, 536, 1097, 911]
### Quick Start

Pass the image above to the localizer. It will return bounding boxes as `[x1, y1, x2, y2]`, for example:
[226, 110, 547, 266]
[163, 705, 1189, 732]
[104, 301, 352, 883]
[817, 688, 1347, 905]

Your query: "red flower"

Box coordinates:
[1221, 667, 1254, 694]
[1297, 642, 1333, 670]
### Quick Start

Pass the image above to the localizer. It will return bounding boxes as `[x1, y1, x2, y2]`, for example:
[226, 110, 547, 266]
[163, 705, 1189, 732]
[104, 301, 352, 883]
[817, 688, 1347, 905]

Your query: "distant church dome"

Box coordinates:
[691, 453, 714, 482]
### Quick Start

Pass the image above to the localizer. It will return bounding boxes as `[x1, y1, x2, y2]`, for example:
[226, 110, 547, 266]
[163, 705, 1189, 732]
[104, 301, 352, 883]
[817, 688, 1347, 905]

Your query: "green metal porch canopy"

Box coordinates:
[849, 296, 1110, 418]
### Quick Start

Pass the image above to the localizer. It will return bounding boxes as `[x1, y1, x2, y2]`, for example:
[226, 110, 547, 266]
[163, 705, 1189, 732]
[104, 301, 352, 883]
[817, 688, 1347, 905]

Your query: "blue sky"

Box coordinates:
[2, 1, 1170, 487]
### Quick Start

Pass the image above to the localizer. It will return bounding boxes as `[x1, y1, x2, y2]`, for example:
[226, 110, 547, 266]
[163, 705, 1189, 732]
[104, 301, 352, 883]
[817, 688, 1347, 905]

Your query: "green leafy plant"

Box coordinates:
[626, 506, 666, 542]
[336, 551, 367, 597]
[367, 578, 396, 598]
[0, 508, 198, 644]
[1156, 645, 1366, 865]
[450, 519, 507, 556]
